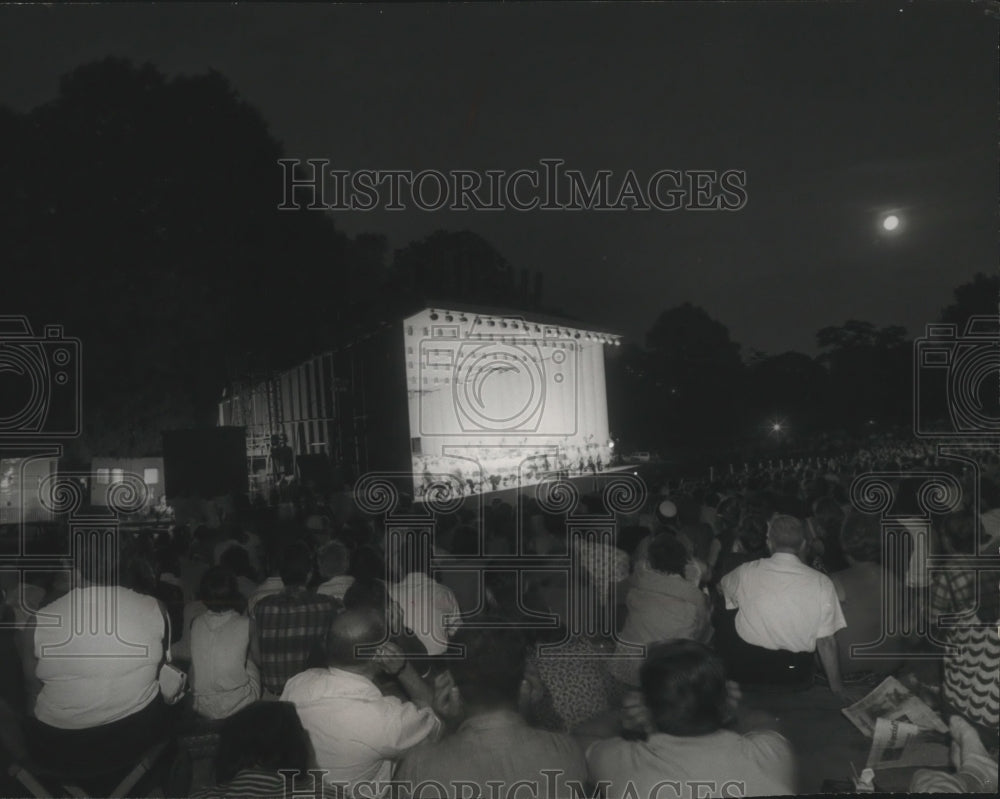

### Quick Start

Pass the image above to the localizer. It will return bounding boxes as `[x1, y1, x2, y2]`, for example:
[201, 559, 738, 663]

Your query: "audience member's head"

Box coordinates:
[324, 607, 386, 672]
[448, 621, 527, 713]
[278, 541, 314, 588]
[343, 578, 404, 633]
[199, 566, 245, 613]
[213, 701, 311, 785]
[737, 515, 769, 557]
[317, 540, 350, 580]
[766, 514, 805, 554]
[219, 544, 254, 579]
[122, 554, 158, 594]
[640, 640, 731, 736]
[647, 533, 690, 577]
[839, 511, 883, 565]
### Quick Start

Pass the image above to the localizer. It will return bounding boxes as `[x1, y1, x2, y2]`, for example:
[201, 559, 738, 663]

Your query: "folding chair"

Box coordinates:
[8, 738, 172, 798]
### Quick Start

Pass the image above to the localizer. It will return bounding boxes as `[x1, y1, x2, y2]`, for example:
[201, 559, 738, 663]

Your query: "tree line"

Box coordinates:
[1, 59, 994, 459]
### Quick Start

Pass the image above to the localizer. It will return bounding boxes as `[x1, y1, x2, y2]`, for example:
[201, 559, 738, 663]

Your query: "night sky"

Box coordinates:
[1, 2, 995, 355]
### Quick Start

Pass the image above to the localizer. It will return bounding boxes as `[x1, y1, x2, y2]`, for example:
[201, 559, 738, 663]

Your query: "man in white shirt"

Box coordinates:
[281, 608, 445, 795]
[717, 514, 846, 695]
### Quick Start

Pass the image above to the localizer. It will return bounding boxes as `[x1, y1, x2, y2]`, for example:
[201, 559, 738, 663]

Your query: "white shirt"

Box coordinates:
[33, 586, 163, 729]
[281, 667, 442, 794]
[388, 572, 460, 656]
[719, 552, 846, 652]
[316, 575, 355, 602]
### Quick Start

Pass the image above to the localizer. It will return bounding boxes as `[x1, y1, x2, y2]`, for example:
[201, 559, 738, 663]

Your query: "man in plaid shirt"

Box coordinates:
[250, 541, 341, 696]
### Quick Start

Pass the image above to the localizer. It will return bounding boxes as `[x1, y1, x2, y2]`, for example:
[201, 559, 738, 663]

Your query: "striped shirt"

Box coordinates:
[193, 769, 343, 799]
[252, 589, 340, 695]
[930, 568, 1000, 728]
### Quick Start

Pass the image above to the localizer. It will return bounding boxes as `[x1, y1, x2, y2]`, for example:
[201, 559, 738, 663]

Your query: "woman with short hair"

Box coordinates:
[189, 566, 260, 719]
[588, 641, 796, 799]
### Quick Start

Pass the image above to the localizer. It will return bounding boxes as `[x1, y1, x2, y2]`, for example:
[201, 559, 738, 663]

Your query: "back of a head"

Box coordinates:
[79, 539, 123, 588]
[839, 511, 883, 565]
[737, 514, 769, 557]
[318, 540, 350, 579]
[640, 640, 729, 736]
[215, 701, 310, 784]
[279, 541, 314, 587]
[325, 607, 386, 669]
[199, 565, 244, 612]
[647, 533, 690, 576]
[219, 544, 252, 578]
[448, 620, 527, 711]
[767, 514, 805, 552]
[343, 578, 391, 616]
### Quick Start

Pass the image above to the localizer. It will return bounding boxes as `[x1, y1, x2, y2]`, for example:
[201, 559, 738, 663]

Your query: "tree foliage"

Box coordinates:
[940, 272, 999, 328]
[1, 58, 351, 457]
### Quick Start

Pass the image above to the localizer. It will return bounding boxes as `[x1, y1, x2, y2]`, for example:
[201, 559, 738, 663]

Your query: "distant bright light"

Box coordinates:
[608, 440, 615, 449]
[771, 422, 783, 432]
[882, 214, 900, 232]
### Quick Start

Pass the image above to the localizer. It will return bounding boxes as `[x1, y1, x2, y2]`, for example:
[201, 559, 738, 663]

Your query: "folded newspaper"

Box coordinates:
[863, 717, 950, 771]
[842, 676, 949, 738]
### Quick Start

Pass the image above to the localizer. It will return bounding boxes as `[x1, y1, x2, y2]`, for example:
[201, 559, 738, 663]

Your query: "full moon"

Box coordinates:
[882, 214, 900, 231]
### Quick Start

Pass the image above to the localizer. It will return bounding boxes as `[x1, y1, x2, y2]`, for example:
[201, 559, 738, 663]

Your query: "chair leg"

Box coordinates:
[8, 763, 52, 798]
[109, 739, 170, 798]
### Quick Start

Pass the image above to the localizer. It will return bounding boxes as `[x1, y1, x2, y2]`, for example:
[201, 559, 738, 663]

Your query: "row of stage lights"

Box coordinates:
[426, 310, 621, 346]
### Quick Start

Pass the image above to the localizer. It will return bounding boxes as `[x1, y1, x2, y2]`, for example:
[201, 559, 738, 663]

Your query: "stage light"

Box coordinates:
[771, 422, 782, 432]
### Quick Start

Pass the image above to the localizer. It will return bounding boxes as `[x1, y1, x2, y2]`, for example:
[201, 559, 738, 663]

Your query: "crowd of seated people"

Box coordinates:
[0, 434, 996, 797]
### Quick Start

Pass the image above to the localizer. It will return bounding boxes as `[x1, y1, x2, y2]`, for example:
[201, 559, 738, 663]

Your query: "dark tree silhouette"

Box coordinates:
[815, 320, 911, 427]
[940, 272, 999, 328]
[644, 303, 744, 445]
[741, 351, 830, 433]
[1, 58, 352, 458]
